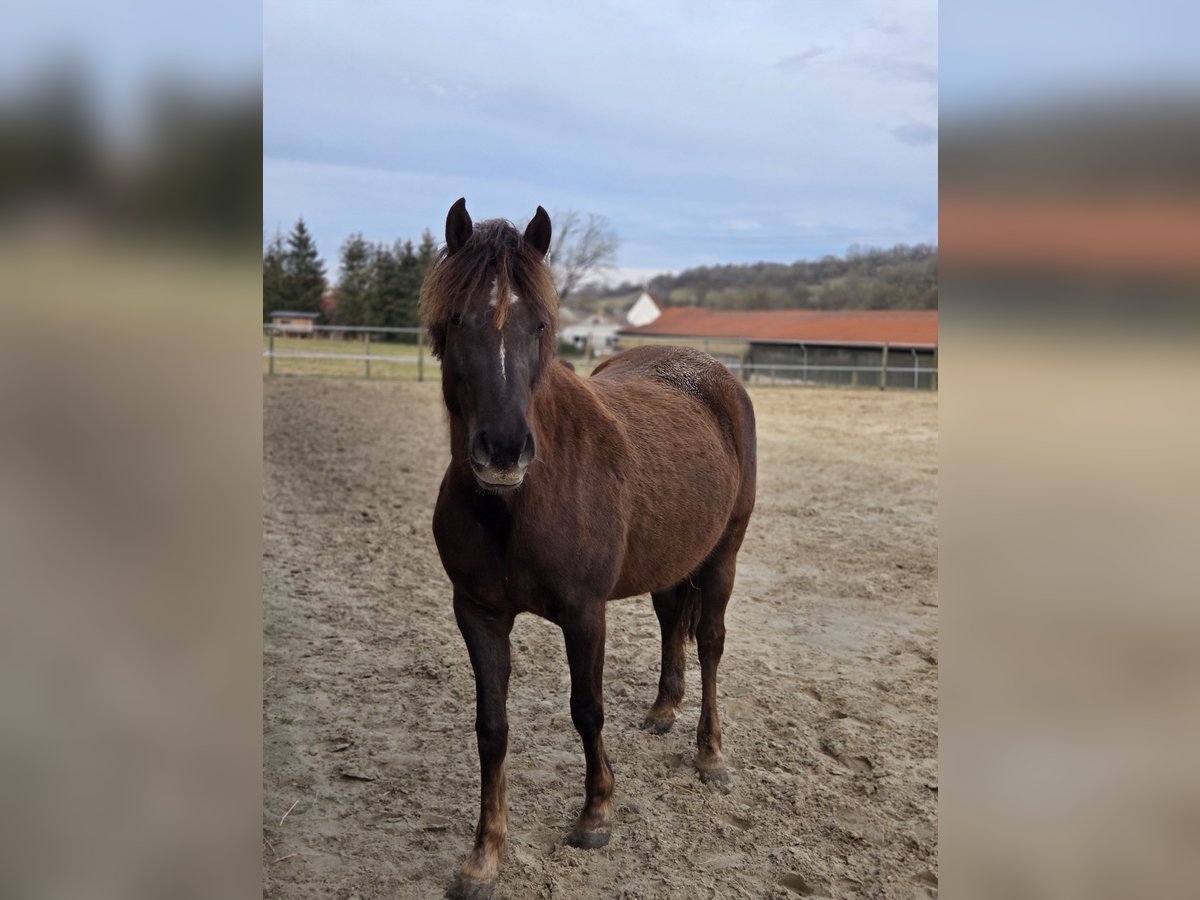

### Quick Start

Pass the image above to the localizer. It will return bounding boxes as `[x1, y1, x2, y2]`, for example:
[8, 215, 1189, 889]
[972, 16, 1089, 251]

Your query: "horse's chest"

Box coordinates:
[434, 486, 623, 612]
[501, 514, 624, 607]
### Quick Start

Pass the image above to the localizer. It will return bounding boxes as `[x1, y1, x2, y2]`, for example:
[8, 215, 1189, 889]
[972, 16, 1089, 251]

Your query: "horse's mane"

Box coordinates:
[420, 219, 559, 358]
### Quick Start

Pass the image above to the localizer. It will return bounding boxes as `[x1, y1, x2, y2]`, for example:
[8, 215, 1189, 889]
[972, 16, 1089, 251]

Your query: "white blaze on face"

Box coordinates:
[494, 285, 520, 383]
[487, 281, 520, 382]
[487, 280, 520, 309]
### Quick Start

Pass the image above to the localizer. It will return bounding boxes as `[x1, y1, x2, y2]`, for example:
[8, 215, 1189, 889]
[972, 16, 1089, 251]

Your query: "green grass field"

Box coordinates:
[263, 334, 604, 380]
[263, 335, 433, 379]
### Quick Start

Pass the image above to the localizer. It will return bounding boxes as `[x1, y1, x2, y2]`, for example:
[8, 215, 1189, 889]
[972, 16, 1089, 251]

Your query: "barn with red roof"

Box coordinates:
[618, 308, 938, 388]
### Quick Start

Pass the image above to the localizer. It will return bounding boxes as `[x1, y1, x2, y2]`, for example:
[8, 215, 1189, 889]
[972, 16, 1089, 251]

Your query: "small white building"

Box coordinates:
[625, 291, 662, 327]
[270, 310, 320, 335]
[561, 315, 621, 356]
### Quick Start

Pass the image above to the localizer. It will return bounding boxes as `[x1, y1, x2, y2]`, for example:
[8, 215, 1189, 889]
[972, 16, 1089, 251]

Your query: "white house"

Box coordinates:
[561, 314, 621, 357]
[625, 291, 662, 327]
[270, 310, 320, 335]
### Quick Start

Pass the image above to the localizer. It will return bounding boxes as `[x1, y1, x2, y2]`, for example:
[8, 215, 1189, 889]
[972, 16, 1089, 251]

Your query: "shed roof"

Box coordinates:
[619, 308, 938, 348]
[271, 310, 321, 319]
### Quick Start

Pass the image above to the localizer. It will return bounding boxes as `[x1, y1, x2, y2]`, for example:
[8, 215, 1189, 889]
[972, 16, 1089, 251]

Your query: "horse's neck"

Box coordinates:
[529, 362, 617, 462]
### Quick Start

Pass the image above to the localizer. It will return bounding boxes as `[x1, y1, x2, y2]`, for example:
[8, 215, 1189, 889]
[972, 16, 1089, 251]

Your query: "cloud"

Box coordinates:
[773, 47, 825, 70]
[857, 53, 939, 85]
[882, 59, 939, 85]
[729, 219, 762, 231]
[866, 18, 906, 36]
[892, 123, 938, 146]
[264, 0, 938, 271]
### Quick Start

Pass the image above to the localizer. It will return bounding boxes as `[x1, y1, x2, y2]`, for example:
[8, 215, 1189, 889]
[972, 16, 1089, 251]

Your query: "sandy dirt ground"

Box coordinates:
[263, 376, 937, 899]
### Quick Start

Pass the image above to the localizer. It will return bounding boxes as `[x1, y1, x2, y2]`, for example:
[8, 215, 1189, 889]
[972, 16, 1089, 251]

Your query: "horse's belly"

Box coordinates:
[609, 445, 740, 598]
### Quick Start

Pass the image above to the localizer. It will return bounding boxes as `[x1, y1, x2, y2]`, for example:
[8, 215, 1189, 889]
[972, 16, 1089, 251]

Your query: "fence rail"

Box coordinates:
[264, 324, 937, 389]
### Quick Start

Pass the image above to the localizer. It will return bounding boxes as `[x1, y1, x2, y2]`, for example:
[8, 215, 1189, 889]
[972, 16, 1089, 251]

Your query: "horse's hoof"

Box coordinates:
[698, 767, 731, 790]
[566, 828, 611, 850]
[445, 875, 495, 899]
[640, 715, 675, 735]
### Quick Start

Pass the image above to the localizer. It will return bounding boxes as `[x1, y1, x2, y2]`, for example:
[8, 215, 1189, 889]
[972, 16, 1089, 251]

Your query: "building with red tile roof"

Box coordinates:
[617, 308, 938, 389]
[620, 308, 937, 348]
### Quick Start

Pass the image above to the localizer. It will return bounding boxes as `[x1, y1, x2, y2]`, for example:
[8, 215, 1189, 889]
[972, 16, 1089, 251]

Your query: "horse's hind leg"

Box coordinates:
[641, 585, 693, 734]
[694, 533, 744, 787]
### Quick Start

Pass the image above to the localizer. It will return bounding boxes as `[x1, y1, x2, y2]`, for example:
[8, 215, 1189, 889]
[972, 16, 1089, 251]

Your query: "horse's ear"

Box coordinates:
[523, 206, 552, 258]
[445, 197, 472, 254]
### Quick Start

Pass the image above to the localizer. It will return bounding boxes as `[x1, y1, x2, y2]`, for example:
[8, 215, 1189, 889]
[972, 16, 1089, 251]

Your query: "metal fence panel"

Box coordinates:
[264, 325, 937, 389]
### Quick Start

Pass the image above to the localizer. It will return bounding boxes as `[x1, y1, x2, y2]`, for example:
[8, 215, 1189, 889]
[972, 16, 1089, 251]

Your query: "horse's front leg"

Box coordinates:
[450, 592, 514, 898]
[560, 605, 614, 848]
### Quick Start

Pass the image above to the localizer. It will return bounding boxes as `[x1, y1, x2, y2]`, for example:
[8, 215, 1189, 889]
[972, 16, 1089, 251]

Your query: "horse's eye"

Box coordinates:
[536, 322, 546, 333]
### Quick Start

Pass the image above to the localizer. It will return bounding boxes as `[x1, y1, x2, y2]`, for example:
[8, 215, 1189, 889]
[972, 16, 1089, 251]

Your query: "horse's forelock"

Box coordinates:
[420, 219, 558, 337]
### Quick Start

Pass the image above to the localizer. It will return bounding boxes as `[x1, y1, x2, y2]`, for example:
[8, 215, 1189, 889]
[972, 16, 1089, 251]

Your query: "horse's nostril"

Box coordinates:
[471, 430, 491, 464]
[472, 427, 531, 470]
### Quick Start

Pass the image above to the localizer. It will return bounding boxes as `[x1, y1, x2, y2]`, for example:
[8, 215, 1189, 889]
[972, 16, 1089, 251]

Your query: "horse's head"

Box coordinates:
[420, 198, 558, 492]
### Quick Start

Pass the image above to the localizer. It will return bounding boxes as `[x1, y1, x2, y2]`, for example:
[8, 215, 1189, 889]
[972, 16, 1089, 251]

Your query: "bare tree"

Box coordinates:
[543, 210, 619, 303]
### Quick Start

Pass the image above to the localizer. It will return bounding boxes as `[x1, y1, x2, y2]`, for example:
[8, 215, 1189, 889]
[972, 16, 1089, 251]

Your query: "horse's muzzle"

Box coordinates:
[469, 428, 534, 491]
[471, 465, 525, 491]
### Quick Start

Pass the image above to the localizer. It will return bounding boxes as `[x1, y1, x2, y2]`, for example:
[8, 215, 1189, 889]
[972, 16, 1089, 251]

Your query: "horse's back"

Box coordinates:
[593, 344, 723, 401]
[591, 345, 756, 469]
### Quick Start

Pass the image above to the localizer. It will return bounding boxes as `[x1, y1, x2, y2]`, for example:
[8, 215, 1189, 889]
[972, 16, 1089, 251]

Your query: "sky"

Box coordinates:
[940, 0, 1200, 118]
[264, 0, 938, 282]
[5, 1, 1197, 284]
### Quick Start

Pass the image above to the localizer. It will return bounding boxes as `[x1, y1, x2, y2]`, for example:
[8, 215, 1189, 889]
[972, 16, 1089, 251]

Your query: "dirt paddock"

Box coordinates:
[263, 377, 938, 899]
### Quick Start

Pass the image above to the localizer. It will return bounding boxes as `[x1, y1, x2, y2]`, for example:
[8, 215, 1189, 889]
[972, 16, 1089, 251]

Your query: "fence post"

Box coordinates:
[268, 329, 275, 376]
[880, 343, 889, 391]
[851, 369, 858, 388]
[931, 347, 938, 391]
[771, 366, 776, 385]
[417, 329, 424, 382]
[364, 332, 371, 379]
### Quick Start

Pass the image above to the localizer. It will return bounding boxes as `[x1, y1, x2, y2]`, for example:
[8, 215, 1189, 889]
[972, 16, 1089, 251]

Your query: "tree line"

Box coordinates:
[587, 243, 937, 311]
[263, 210, 620, 331]
[263, 218, 437, 332]
[264, 218, 935, 328]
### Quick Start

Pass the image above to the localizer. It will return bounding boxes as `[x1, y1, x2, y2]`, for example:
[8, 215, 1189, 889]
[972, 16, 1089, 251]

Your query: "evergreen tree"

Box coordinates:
[417, 229, 437, 276]
[282, 218, 326, 316]
[368, 239, 421, 332]
[396, 239, 421, 327]
[366, 242, 396, 329]
[262, 232, 287, 322]
[336, 234, 372, 326]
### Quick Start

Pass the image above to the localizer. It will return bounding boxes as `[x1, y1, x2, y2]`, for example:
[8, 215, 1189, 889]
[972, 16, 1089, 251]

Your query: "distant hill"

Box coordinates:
[577, 244, 937, 312]
[568, 289, 643, 319]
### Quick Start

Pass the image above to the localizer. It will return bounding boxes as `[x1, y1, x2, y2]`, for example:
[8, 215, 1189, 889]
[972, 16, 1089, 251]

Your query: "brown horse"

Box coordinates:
[421, 199, 757, 898]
